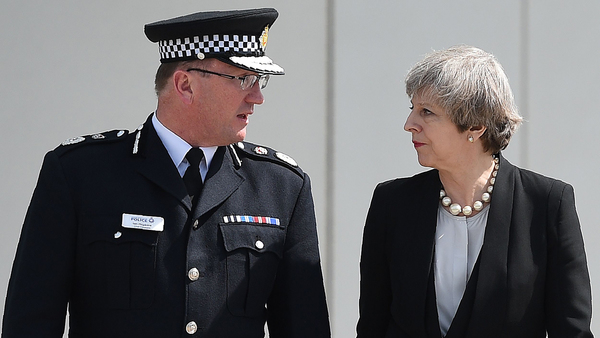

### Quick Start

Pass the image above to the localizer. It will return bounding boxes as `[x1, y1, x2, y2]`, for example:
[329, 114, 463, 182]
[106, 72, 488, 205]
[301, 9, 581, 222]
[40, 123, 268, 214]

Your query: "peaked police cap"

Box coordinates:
[144, 8, 284, 74]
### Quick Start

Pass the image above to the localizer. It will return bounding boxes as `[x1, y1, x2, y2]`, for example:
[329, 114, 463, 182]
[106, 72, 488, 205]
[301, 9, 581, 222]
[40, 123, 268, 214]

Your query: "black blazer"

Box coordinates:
[357, 155, 593, 338]
[3, 115, 330, 338]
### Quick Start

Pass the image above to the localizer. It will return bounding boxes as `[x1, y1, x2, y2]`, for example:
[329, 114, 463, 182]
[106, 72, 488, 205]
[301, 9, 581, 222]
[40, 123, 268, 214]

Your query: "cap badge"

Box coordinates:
[259, 26, 269, 50]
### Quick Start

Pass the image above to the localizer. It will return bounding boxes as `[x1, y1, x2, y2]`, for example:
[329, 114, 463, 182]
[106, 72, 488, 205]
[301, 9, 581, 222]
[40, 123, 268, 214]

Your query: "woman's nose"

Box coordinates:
[404, 111, 419, 133]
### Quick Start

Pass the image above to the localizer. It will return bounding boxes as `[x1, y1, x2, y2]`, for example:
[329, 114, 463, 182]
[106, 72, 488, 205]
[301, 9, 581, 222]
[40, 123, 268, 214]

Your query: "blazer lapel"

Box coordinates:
[397, 170, 441, 337]
[466, 154, 514, 337]
[193, 146, 244, 219]
[134, 116, 193, 211]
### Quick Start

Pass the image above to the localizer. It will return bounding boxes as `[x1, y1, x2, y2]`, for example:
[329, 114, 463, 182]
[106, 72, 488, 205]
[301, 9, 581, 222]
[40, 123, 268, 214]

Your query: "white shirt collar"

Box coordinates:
[151, 113, 218, 180]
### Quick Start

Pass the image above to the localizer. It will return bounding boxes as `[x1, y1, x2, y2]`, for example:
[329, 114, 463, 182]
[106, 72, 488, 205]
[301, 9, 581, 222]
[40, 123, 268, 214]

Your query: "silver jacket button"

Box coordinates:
[255, 240, 265, 250]
[186, 321, 197, 334]
[188, 268, 200, 281]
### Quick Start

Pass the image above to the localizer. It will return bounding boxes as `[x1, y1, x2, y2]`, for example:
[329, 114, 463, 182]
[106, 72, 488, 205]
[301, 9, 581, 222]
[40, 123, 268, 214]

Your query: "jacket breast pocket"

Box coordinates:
[220, 223, 286, 317]
[79, 216, 159, 309]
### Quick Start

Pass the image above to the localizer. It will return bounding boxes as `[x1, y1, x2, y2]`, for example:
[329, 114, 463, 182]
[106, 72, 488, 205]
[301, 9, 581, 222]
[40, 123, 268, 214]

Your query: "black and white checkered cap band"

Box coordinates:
[159, 34, 263, 60]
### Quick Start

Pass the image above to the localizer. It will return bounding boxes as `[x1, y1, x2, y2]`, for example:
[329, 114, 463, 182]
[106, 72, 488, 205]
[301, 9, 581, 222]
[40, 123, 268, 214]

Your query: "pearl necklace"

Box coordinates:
[439, 156, 499, 216]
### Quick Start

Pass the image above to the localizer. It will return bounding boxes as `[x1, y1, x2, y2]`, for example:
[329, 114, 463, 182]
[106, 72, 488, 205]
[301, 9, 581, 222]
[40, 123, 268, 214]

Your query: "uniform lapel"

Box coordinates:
[193, 146, 244, 219]
[134, 116, 193, 211]
[466, 154, 514, 337]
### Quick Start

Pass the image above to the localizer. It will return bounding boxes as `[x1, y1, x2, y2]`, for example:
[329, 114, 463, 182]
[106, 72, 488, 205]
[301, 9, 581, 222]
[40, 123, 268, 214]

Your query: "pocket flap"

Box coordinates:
[81, 215, 159, 246]
[220, 223, 285, 258]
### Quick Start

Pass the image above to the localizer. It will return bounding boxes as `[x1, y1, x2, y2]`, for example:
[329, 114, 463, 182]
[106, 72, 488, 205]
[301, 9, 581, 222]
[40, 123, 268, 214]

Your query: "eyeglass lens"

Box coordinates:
[241, 75, 269, 90]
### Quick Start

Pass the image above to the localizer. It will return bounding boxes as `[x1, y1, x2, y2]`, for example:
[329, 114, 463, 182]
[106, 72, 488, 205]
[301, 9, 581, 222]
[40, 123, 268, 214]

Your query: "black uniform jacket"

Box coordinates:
[3, 115, 330, 338]
[357, 154, 593, 338]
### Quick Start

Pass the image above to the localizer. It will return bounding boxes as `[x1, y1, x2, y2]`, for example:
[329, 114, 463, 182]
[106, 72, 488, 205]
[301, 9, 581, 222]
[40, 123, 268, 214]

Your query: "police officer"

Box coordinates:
[2, 8, 330, 338]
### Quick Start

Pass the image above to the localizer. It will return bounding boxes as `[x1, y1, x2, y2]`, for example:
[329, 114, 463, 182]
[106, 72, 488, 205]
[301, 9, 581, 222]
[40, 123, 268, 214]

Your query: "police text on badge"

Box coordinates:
[122, 213, 164, 231]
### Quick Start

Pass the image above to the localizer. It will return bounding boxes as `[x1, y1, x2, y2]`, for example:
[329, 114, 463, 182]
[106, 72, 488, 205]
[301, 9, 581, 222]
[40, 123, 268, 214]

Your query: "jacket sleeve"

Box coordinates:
[2, 151, 76, 337]
[545, 182, 594, 337]
[356, 184, 392, 338]
[266, 173, 331, 338]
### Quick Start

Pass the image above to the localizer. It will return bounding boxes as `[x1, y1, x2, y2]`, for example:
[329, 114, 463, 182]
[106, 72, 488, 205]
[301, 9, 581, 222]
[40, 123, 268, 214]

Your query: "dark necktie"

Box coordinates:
[183, 148, 204, 198]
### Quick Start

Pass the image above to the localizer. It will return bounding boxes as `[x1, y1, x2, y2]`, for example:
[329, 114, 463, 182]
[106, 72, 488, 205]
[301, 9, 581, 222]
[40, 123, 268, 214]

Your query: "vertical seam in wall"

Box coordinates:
[520, 0, 530, 168]
[325, 0, 336, 323]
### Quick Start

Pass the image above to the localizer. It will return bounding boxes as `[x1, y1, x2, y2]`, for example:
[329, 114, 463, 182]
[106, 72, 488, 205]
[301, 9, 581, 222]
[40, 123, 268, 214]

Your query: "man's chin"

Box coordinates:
[234, 130, 247, 143]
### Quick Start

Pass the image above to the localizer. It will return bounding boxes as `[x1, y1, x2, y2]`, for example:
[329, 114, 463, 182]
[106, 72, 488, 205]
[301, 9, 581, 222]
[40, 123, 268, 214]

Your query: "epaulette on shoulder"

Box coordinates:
[231, 141, 304, 177]
[54, 129, 130, 156]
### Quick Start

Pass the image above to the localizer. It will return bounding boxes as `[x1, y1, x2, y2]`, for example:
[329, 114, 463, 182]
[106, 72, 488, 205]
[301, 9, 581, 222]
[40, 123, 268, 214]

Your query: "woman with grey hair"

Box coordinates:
[357, 45, 593, 338]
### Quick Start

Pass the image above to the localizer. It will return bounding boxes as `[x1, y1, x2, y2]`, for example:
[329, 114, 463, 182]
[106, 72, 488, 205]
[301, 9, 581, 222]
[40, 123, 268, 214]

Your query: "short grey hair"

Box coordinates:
[405, 45, 523, 153]
[154, 59, 212, 96]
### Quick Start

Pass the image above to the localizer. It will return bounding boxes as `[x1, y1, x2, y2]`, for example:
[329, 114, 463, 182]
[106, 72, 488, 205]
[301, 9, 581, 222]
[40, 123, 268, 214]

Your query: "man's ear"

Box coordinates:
[172, 70, 194, 104]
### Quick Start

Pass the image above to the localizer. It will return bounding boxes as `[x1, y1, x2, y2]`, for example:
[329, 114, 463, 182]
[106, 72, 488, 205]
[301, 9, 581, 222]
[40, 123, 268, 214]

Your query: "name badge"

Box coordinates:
[122, 213, 164, 232]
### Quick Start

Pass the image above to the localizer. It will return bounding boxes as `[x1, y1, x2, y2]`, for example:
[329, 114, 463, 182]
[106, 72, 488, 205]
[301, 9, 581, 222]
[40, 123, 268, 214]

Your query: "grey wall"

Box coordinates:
[1, 1, 599, 337]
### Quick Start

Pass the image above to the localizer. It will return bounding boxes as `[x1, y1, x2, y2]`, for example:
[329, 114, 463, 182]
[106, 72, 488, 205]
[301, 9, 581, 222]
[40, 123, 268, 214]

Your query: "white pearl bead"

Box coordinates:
[482, 192, 491, 202]
[439, 155, 499, 217]
[442, 196, 452, 207]
[449, 203, 462, 215]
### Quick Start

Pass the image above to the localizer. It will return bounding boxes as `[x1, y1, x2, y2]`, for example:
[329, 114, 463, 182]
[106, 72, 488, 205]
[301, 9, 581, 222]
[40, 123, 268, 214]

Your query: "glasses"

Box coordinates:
[186, 68, 270, 90]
